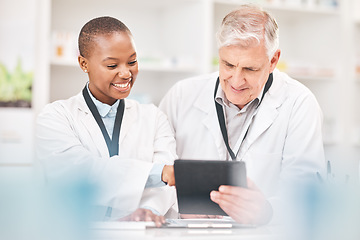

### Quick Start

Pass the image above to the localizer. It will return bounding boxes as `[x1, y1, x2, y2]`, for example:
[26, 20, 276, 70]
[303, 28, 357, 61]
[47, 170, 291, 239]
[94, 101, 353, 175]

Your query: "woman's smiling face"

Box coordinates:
[81, 31, 138, 105]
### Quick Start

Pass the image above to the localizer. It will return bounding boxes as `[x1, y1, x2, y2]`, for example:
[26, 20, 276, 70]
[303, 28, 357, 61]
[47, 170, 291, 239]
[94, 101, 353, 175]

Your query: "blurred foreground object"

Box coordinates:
[0, 173, 96, 240]
[284, 172, 360, 240]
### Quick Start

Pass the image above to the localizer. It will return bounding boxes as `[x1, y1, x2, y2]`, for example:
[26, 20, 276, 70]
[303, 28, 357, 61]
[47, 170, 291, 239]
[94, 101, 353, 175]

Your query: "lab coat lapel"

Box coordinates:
[194, 77, 227, 159]
[77, 94, 110, 157]
[241, 102, 279, 154]
[202, 107, 225, 158]
[119, 99, 137, 145]
[238, 75, 285, 159]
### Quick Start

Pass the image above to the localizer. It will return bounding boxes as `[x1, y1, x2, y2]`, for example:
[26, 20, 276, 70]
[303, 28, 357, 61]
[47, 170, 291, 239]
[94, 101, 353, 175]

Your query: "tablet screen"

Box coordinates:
[174, 160, 247, 215]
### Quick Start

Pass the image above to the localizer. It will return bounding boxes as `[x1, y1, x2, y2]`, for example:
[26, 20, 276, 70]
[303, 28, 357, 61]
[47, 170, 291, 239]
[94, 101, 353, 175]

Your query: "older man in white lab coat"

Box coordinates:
[159, 5, 325, 225]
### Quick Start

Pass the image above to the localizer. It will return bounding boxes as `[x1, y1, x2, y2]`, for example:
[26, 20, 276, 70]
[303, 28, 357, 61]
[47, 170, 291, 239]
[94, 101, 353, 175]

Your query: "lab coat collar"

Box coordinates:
[76, 92, 137, 158]
[192, 70, 285, 160]
[193, 73, 228, 159]
[118, 99, 137, 146]
[76, 93, 110, 157]
[86, 83, 119, 118]
[193, 72, 219, 113]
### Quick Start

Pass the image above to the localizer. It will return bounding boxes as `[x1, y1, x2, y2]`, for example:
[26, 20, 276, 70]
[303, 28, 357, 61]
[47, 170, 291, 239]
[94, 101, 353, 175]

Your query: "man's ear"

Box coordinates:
[78, 55, 88, 73]
[269, 49, 281, 73]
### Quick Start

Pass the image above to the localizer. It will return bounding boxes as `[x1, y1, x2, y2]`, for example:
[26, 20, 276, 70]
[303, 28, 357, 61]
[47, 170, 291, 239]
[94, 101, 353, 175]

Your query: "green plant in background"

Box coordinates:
[212, 56, 219, 67]
[0, 58, 33, 107]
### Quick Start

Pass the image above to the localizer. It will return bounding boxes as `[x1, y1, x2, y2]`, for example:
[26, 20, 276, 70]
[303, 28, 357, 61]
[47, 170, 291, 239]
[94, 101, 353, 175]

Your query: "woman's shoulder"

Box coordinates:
[39, 92, 83, 117]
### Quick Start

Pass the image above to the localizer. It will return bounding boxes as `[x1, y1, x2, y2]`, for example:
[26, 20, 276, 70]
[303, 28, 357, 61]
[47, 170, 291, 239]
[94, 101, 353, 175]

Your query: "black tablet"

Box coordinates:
[174, 159, 247, 216]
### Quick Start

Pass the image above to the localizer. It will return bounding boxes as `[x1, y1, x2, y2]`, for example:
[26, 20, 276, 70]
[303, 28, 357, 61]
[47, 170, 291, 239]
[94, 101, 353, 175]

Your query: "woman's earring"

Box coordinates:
[84, 69, 87, 73]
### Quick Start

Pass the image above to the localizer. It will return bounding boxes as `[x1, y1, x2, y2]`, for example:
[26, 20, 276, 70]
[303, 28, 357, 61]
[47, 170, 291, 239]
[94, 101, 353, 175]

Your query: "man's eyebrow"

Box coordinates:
[221, 59, 234, 65]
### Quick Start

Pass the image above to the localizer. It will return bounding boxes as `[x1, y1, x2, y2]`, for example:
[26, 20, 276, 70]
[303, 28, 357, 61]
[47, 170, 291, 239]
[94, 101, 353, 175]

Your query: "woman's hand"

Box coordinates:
[118, 208, 165, 227]
[180, 214, 223, 219]
[162, 165, 175, 186]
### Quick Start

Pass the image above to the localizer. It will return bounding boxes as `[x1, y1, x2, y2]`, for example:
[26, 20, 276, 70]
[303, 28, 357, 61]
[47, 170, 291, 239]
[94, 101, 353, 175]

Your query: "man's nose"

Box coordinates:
[232, 69, 245, 87]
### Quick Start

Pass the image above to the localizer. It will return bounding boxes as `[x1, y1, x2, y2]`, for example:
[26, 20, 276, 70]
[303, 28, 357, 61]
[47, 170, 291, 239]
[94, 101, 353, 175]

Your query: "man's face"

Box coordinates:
[218, 42, 279, 109]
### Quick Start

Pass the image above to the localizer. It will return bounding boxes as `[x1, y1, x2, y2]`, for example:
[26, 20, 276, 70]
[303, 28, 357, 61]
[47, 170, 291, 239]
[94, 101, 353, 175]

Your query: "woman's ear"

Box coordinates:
[78, 55, 88, 73]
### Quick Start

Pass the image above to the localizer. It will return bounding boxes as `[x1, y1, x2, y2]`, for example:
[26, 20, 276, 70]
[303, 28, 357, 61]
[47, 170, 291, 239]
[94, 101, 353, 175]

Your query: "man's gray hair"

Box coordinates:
[216, 4, 279, 59]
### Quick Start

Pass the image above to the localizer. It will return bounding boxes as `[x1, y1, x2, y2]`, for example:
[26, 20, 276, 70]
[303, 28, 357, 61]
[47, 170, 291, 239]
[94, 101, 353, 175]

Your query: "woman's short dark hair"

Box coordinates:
[78, 16, 131, 58]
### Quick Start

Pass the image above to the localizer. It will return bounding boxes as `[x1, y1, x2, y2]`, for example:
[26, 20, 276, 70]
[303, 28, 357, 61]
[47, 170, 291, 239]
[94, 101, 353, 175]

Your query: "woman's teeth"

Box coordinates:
[113, 81, 130, 88]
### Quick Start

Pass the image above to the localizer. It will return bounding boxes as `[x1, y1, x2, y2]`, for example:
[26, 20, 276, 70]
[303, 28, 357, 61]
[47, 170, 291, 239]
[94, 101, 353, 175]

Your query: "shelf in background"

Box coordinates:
[51, 58, 78, 67]
[214, 0, 340, 15]
[50, 58, 198, 74]
[139, 65, 198, 73]
[289, 74, 336, 82]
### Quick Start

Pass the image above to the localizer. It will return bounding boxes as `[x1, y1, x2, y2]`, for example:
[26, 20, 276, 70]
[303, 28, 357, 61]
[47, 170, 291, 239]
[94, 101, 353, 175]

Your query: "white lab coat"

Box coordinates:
[36, 92, 177, 219]
[159, 69, 326, 222]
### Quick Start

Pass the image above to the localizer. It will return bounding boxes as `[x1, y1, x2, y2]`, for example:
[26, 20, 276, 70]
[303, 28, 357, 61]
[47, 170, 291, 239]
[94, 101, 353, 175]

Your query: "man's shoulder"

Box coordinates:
[170, 72, 218, 98]
[159, 72, 218, 114]
[272, 69, 315, 98]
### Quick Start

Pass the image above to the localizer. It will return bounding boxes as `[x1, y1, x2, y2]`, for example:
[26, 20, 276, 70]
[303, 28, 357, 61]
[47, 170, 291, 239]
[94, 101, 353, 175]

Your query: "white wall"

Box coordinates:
[0, 0, 37, 166]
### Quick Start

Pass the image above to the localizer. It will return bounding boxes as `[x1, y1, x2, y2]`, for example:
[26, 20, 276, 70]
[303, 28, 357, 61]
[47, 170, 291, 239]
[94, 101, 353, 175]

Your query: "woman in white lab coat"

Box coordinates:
[36, 16, 176, 226]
